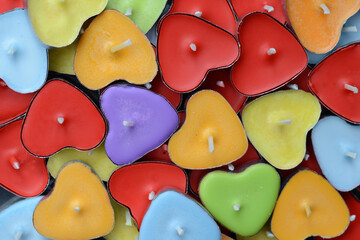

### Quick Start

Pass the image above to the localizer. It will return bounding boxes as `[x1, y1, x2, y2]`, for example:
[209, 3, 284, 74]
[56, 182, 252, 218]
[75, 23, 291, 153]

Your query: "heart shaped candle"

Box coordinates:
[74, 10, 157, 90]
[33, 162, 115, 240]
[157, 13, 240, 92]
[49, 38, 79, 75]
[21, 79, 106, 157]
[0, 80, 35, 125]
[28, 0, 107, 47]
[0, 119, 48, 197]
[312, 116, 360, 191]
[199, 164, 280, 236]
[0, 0, 24, 14]
[139, 190, 221, 240]
[271, 170, 349, 240]
[231, 12, 307, 96]
[169, 90, 248, 169]
[242, 90, 321, 170]
[47, 143, 119, 182]
[309, 43, 360, 123]
[101, 85, 178, 165]
[285, 0, 360, 53]
[167, 0, 237, 34]
[0, 197, 50, 240]
[280, 66, 312, 93]
[0, 9, 48, 93]
[108, 162, 187, 227]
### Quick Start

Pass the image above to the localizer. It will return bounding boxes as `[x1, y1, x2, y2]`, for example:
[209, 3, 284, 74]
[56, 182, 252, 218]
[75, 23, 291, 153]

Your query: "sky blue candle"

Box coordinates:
[0, 9, 47, 93]
[312, 116, 360, 191]
[0, 196, 50, 240]
[139, 190, 221, 240]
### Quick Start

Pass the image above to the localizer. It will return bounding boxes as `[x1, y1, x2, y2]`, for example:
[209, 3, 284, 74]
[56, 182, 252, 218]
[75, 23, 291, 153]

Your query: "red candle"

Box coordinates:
[0, 0, 24, 14]
[0, 119, 48, 197]
[281, 66, 312, 93]
[231, 12, 307, 96]
[140, 143, 172, 163]
[158, 13, 240, 92]
[309, 43, 360, 124]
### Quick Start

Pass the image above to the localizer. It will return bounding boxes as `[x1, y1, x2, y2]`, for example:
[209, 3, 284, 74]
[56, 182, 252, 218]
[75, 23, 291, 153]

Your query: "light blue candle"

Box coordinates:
[312, 116, 360, 191]
[0, 196, 50, 240]
[0, 9, 47, 93]
[140, 190, 221, 240]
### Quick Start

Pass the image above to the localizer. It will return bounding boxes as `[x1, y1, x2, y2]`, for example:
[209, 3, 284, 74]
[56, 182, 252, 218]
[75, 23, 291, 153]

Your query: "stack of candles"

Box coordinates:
[2, 0, 360, 239]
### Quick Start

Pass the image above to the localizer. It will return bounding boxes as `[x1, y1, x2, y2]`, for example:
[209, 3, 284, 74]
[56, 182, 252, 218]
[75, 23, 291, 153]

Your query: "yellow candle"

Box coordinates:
[271, 170, 349, 240]
[33, 162, 114, 240]
[242, 90, 321, 170]
[74, 10, 157, 90]
[49, 38, 79, 75]
[47, 143, 120, 181]
[168, 90, 248, 169]
[28, 0, 107, 47]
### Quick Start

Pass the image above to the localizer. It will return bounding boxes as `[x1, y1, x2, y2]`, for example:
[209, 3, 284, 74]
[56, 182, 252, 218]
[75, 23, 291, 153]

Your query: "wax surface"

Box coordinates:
[158, 14, 240, 92]
[0, 197, 50, 240]
[286, 0, 360, 53]
[28, 0, 107, 47]
[169, 90, 248, 169]
[47, 143, 119, 182]
[74, 10, 157, 90]
[242, 90, 321, 170]
[139, 190, 221, 240]
[49, 38, 78, 75]
[21, 79, 106, 157]
[231, 12, 307, 96]
[0, 9, 47, 93]
[309, 43, 360, 123]
[199, 164, 280, 236]
[271, 170, 349, 240]
[101, 85, 178, 165]
[33, 162, 114, 240]
[236, 221, 277, 240]
[0, 0, 24, 14]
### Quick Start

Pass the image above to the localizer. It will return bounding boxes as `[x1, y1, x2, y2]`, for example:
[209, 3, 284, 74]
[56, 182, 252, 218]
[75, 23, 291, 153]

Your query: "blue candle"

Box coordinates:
[0, 9, 47, 93]
[312, 116, 360, 191]
[139, 190, 221, 240]
[0, 196, 50, 240]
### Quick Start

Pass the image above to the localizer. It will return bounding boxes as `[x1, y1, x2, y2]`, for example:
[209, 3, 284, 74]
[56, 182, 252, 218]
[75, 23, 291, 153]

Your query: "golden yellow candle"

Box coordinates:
[242, 90, 321, 170]
[49, 38, 79, 75]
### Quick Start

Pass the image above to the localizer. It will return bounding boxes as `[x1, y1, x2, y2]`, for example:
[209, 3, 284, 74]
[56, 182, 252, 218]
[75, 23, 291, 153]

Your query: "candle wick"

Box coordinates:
[227, 164, 235, 171]
[343, 26, 358, 33]
[320, 3, 330, 15]
[345, 151, 357, 159]
[110, 39, 132, 53]
[216, 81, 225, 88]
[304, 204, 311, 217]
[7, 46, 16, 56]
[148, 191, 155, 201]
[344, 84, 358, 94]
[264, 5, 274, 13]
[266, 231, 275, 238]
[74, 206, 81, 212]
[194, 11, 202, 17]
[161, 144, 168, 153]
[144, 83, 152, 89]
[233, 203, 241, 211]
[125, 7, 132, 16]
[304, 154, 310, 161]
[287, 84, 298, 90]
[189, 43, 197, 52]
[278, 119, 292, 125]
[88, 149, 94, 156]
[57, 117, 64, 125]
[10, 156, 20, 170]
[267, 48, 277, 56]
[208, 136, 214, 153]
[14, 229, 23, 240]
[125, 209, 132, 226]
[176, 226, 185, 236]
[13, 161, 20, 170]
[123, 120, 135, 127]
[350, 215, 356, 222]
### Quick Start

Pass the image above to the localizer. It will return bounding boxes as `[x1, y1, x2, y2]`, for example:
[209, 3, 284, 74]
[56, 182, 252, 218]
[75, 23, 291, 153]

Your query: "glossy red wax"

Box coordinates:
[231, 0, 286, 23]
[199, 68, 247, 113]
[231, 12, 307, 96]
[167, 0, 237, 34]
[21, 79, 106, 157]
[309, 43, 360, 123]
[0, 119, 48, 197]
[158, 13, 240, 92]
[0, 79, 35, 125]
[148, 73, 181, 109]
[0, 0, 24, 14]
[108, 162, 187, 227]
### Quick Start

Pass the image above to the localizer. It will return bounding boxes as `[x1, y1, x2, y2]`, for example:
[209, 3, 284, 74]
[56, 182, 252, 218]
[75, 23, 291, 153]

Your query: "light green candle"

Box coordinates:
[199, 163, 280, 237]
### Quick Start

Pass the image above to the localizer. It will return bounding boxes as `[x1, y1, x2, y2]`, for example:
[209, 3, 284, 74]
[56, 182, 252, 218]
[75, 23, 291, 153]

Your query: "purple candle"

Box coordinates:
[101, 85, 179, 165]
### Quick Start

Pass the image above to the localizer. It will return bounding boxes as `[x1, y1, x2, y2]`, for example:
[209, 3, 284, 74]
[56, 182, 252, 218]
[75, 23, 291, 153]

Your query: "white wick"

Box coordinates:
[176, 226, 185, 236]
[345, 151, 357, 159]
[125, 209, 132, 226]
[350, 215, 356, 222]
[320, 3, 330, 15]
[216, 81, 225, 88]
[148, 191, 155, 201]
[57, 117, 64, 124]
[13, 161, 20, 170]
[194, 11, 202, 17]
[266, 231, 275, 238]
[344, 84, 358, 94]
[304, 204, 311, 217]
[278, 119, 292, 125]
[110, 39, 132, 53]
[208, 136, 214, 153]
[267, 48, 276, 55]
[343, 26, 358, 32]
[7, 46, 16, 56]
[264, 5, 274, 13]
[233, 203, 241, 211]
[287, 84, 299, 90]
[190, 43, 197, 52]
[123, 121, 135, 127]
[14, 230, 23, 240]
[74, 206, 80, 212]
[125, 7, 132, 16]
[227, 164, 235, 171]
[304, 154, 310, 161]
[145, 83, 152, 89]
[88, 149, 94, 156]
